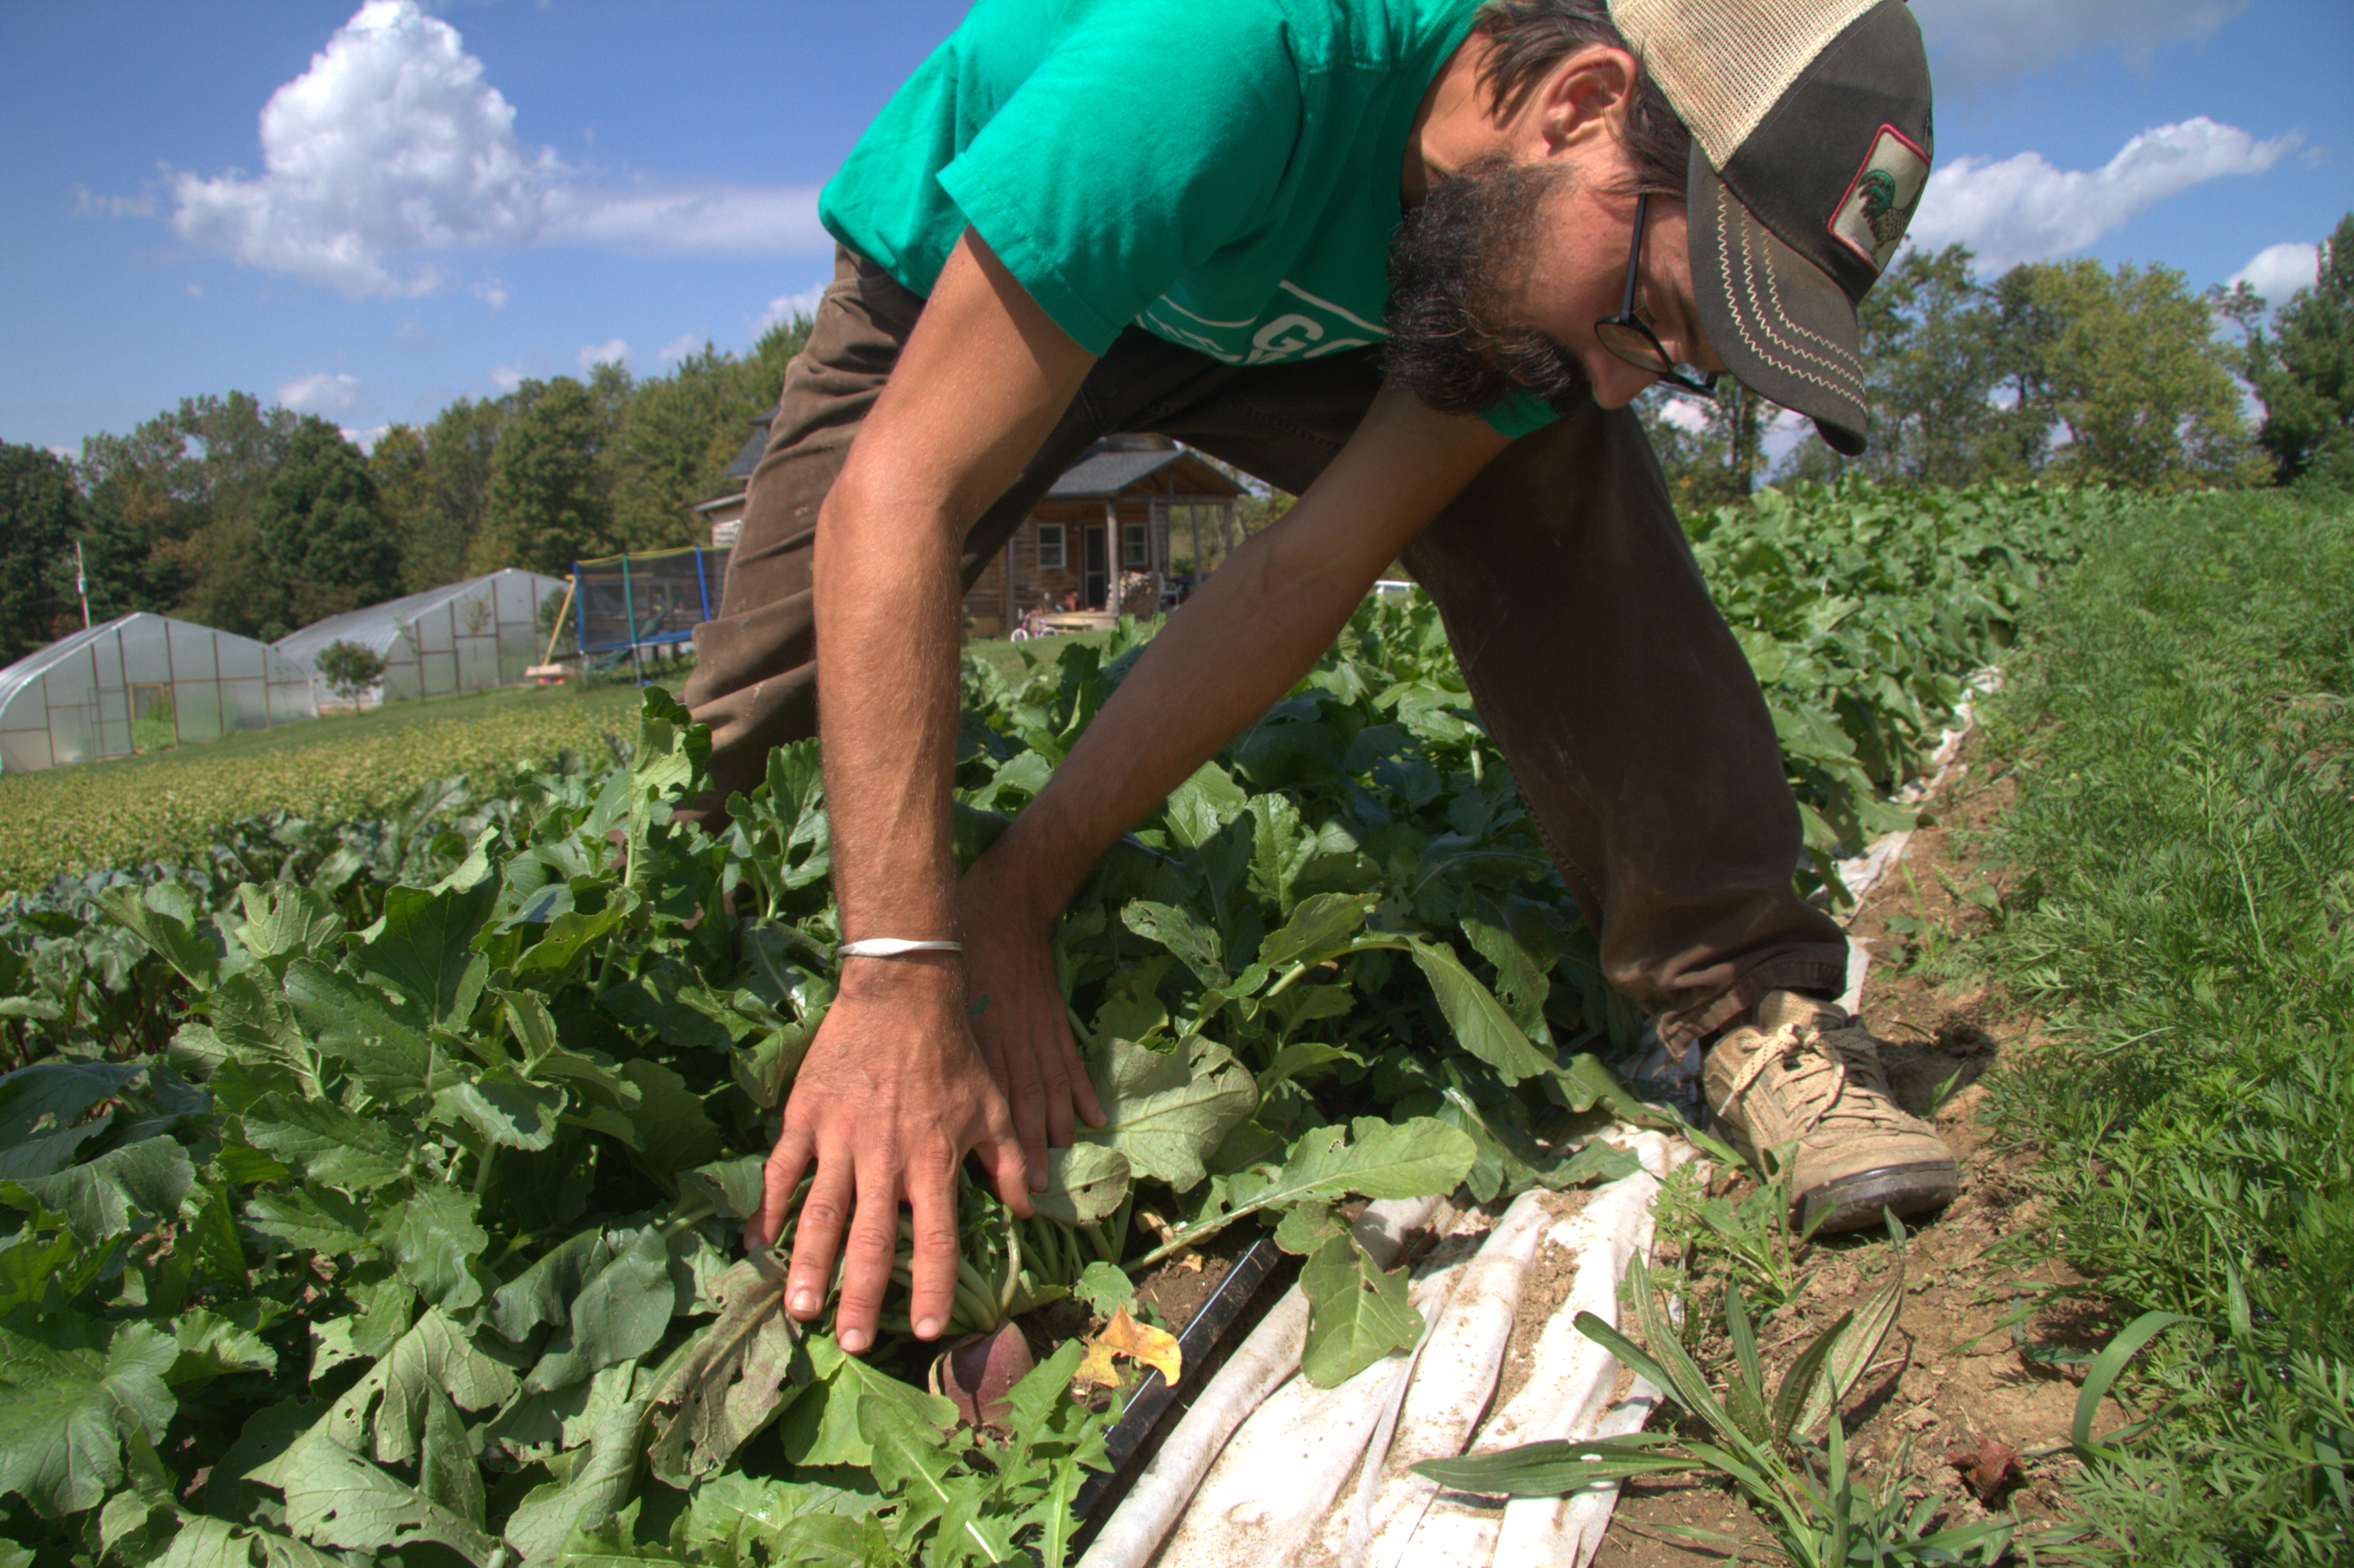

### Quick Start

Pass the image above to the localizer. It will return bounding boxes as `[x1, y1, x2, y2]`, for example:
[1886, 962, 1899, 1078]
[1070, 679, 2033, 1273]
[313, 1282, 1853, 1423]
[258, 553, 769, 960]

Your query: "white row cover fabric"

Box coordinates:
[0, 613, 319, 774]
[274, 568, 565, 709]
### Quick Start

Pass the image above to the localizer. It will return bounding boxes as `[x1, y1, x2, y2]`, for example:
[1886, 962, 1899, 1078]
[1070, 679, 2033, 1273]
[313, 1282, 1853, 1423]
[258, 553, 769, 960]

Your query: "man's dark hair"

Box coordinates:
[1474, 0, 1692, 198]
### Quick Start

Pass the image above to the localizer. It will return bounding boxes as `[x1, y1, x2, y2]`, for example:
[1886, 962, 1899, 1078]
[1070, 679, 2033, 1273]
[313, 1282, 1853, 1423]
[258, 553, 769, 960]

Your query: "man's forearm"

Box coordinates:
[812, 479, 964, 944]
[977, 385, 1511, 922]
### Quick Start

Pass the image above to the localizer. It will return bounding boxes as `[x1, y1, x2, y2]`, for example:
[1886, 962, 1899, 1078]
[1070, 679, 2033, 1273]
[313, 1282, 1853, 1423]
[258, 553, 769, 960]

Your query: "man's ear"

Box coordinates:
[1523, 43, 1638, 160]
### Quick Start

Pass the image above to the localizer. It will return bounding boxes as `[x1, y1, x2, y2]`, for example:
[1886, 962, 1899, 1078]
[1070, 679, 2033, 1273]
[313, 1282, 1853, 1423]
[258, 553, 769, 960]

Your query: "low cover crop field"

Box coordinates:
[12, 480, 2317, 1568]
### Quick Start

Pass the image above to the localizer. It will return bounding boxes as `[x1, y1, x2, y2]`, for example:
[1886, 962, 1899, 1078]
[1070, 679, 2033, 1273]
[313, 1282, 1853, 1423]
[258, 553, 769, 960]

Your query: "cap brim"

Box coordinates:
[1685, 147, 1871, 458]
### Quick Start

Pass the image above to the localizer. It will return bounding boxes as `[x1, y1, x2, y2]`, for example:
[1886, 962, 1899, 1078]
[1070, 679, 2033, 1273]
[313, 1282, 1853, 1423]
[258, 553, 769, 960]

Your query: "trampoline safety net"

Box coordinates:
[574, 547, 727, 657]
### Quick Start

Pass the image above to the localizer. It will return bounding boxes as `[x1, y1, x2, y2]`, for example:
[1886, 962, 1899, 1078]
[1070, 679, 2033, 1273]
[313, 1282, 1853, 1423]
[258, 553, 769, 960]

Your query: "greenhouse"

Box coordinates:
[0, 612, 318, 774]
[274, 568, 566, 710]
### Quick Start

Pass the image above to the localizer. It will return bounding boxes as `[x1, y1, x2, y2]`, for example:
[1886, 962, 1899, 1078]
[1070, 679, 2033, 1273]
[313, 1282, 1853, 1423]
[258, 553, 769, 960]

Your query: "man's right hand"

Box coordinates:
[746, 953, 1032, 1355]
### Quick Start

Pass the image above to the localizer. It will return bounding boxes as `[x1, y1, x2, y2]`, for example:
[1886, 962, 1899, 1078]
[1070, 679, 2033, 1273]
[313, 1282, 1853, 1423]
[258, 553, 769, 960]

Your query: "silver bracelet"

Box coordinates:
[836, 937, 963, 959]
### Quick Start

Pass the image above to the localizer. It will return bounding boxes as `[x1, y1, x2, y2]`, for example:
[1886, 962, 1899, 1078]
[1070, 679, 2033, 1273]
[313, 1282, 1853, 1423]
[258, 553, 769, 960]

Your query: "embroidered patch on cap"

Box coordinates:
[1828, 125, 1930, 274]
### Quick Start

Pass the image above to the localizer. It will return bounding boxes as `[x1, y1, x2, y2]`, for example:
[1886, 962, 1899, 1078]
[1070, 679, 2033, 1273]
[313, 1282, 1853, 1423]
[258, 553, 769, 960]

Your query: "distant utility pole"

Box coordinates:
[74, 540, 91, 629]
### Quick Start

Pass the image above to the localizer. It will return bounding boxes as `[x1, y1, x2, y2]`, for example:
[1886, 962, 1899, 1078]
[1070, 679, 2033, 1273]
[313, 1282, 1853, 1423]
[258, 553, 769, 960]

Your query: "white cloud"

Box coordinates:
[344, 424, 389, 453]
[186, 283, 205, 298]
[756, 282, 828, 334]
[76, 186, 157, 219]
[2228, 242, 2321, 307]
[1912, 0, 2246, 96]
[489, 364, 523, 392]
[658, 333, 703, 363]
[167, 0, 827, 300]
[472, 279, 508, 310]
[1908, 117, 2298, 273]
[276, 371, 369, 416]
[577, 338, 630, 371]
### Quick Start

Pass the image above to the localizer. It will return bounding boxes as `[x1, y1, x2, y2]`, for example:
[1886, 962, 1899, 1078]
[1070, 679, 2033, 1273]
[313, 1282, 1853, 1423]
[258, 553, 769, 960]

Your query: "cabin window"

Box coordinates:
[1036, 524, 1066, 571]
[1121, 521, 1149, 568]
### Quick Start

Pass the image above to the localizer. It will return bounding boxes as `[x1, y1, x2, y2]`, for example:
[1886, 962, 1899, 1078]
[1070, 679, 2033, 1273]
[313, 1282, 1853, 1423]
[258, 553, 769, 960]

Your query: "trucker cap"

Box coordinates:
[1610, 0, 1933, 456]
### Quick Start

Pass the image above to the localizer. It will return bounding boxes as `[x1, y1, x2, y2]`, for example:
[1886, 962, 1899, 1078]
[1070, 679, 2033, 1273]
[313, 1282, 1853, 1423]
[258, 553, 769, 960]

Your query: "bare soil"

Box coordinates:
[1601, 737, 2115, 1563]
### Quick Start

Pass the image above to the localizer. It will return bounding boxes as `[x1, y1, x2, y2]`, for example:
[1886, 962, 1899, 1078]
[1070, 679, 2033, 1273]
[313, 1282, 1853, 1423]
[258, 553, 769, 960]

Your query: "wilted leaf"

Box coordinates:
[648, 1252, 804, 1483]
[1073, 1308, 1182, 1390]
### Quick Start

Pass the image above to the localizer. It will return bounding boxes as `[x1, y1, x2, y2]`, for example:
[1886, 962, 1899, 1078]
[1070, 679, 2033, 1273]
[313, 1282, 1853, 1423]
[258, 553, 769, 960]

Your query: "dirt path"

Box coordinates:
[1596, 738, 2120, 1564]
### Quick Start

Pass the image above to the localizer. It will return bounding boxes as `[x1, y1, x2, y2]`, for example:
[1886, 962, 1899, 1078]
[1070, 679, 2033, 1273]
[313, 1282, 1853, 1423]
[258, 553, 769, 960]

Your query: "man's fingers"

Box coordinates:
[1037, 1037, 1077, 1151]
[749, 1125, 814, 1250]
[833, 1177, 903, 1356]
[999, 1033, 1052, 1191]
[1066, 1032, 1108, 1129]
[905, 1166, 962, 1343]
[974, 1104, 1035, 1217]
[785, 1156, 854, 1322]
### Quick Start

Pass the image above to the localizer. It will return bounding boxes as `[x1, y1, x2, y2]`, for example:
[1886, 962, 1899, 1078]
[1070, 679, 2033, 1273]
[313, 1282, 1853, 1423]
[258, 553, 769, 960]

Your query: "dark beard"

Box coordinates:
[1383, 154, 1590, 417]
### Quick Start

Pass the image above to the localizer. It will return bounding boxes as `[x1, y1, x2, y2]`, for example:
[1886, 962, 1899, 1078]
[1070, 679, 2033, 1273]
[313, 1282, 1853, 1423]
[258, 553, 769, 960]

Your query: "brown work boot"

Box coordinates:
[1703, 992, 1959, 1234]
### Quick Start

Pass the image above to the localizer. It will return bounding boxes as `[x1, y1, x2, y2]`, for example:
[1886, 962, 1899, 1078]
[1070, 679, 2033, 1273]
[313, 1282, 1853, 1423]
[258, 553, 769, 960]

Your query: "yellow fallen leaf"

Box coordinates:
[1073, 1307, 1183, 1389]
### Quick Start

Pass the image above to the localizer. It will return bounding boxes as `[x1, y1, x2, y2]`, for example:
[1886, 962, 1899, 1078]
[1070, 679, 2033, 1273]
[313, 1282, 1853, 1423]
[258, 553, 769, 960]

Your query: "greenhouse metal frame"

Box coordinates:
[0, 613, 319, 774]
[274, 568, 566, 710]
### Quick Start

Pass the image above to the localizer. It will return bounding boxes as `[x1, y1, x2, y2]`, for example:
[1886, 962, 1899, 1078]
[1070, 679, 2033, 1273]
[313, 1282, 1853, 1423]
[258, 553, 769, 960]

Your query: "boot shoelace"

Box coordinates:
[1715, 1013, 1901, 1134]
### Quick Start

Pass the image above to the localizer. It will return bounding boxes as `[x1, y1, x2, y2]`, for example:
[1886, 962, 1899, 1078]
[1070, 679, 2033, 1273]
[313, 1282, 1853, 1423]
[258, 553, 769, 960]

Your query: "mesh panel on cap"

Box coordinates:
[1610, 0, 1877, 168]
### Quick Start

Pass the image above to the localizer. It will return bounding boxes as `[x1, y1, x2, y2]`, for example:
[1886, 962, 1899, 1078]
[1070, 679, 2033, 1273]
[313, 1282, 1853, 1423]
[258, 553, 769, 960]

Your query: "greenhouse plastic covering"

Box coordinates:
[274, 568, 565, 708]
[0, 613, 318, 774]
[574, 547, 726, 655]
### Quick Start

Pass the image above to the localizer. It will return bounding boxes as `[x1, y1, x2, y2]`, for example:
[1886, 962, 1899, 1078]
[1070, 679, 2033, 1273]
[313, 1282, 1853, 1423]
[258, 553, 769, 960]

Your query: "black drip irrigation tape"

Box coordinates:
[1068, 1234, 1289, 1549]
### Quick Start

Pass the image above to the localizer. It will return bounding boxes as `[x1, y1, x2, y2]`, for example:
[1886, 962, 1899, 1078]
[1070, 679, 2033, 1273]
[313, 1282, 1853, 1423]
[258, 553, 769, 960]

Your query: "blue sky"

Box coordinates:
[3, 0, 2347, 456]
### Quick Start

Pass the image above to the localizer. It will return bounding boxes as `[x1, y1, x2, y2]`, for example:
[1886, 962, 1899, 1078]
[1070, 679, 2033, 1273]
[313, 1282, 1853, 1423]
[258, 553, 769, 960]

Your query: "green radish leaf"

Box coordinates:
[1221, 1115, 1477, 1215]
[377, 1184, 488, 1312]
[0, 1061, 143, 1181]
[1121, 901, 1229, 989]
[0, 1320, 177, 1515]
[1404, 938, 1555, 1083]
[277, 1433, 497, 1565]
[416, 1387, 485, 1531]
[1080, 1036, 1256, 1192]
[1033, 1144, 1131, 1226]
[1256, 891, 1372, 969]
[96, 882, 221, 990]
[13, 1134, 194, 1245]
[1300, 1232, 1421, 1389]
[526, 1226, 677, 1396]
[351, 881, 496, 1030]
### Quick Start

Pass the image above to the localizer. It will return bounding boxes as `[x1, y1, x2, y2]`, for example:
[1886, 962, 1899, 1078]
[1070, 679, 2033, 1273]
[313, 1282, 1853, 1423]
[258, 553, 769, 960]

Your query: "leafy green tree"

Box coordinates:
[2007, 258, 2262, 490]
[475, 377, 617, 577]
[75, 412, 207, 622]
[1639, 380, 1765, 510]
[2249, 213, 2354, 485]
[257, 416, 400, 633]
[168, 393, 302, 633]
[374, 396, 507, 593]
[611, 343, 746, 553]
[312, 638, 387, 705]
[0, 443, 84, 663]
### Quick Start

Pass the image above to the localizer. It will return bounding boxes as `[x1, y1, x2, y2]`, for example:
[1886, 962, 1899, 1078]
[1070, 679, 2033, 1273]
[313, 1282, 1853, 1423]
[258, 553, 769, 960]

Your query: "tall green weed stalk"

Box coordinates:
[1971, 489, 2354, 1563]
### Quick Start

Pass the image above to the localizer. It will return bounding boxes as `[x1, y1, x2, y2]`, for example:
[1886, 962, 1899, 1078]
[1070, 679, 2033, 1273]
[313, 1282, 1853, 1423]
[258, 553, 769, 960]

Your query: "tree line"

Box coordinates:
[0, 317, 810, 667]
[1639, 213, 2354, 510]
[7, 215, 2353, 669]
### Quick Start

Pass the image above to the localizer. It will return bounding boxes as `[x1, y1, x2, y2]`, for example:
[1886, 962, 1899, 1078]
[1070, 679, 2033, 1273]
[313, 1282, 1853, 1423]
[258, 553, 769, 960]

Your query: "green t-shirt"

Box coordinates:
[818, 0, 1559, 439]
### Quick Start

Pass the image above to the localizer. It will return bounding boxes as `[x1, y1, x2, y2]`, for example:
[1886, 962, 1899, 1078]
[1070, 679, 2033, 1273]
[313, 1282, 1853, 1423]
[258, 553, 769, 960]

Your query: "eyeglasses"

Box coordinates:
[1596, 192, 1719, 397]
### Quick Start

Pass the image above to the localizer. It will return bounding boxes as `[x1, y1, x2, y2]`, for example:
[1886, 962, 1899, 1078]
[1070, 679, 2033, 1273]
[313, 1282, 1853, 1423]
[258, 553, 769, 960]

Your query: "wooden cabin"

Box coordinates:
[963, 435, 1245, 636]
[704, 425, 1245, 638]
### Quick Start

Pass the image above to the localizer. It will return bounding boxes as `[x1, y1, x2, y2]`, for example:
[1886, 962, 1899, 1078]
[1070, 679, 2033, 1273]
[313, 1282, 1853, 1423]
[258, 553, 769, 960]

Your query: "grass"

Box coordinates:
[1959, 487, 2354, 1563]
[0, 679, 648, 893]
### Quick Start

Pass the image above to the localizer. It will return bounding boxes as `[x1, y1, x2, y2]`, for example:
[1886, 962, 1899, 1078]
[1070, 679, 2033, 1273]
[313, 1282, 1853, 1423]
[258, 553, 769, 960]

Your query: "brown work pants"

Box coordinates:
[683, 248, 1849, 1048]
